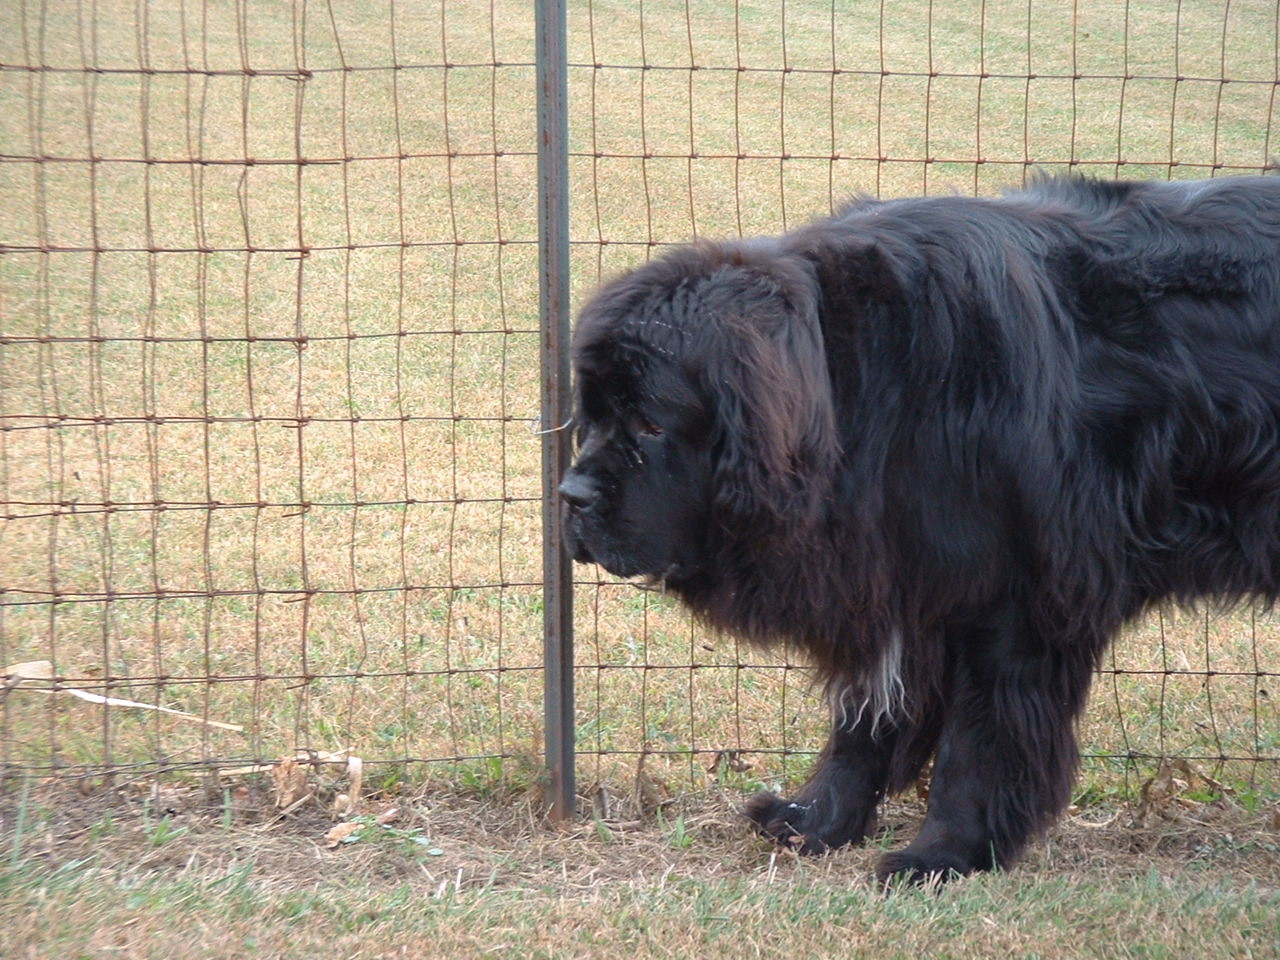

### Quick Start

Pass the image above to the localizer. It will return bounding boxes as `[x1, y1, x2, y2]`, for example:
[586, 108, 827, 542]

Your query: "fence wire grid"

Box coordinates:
[2, 0, 1278, 808]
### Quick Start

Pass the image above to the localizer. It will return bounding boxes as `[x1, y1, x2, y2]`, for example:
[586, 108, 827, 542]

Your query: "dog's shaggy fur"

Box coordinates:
[560, 174, 1280, 882]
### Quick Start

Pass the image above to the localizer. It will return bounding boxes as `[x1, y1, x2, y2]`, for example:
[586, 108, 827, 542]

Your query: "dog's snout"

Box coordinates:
[559, 471, 600, 510]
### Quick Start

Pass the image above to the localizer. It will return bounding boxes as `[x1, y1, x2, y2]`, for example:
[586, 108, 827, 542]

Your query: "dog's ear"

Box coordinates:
[692, 256, 839, 534]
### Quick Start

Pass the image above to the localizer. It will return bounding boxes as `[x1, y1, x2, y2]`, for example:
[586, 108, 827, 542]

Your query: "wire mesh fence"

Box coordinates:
[2, 0, 550, 791]
[2, 0, 1278, 809]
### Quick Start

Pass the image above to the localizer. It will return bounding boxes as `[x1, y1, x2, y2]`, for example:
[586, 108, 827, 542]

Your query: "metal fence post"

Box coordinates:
[536, 0, 575, 821]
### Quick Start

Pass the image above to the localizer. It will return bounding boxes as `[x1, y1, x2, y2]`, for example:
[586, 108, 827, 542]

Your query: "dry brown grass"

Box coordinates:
[2, 775, 1278, 958]
[7, 777, 1280, 897]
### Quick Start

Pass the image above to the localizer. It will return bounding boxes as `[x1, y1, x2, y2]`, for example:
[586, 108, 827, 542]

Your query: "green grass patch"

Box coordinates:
[2, 850, 1277, 959]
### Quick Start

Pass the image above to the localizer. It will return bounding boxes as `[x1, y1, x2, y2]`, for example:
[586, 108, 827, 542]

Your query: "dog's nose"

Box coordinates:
[559, 472, 600, 510]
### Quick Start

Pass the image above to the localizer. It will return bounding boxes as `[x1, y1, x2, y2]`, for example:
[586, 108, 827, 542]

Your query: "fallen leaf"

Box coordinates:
[344, 756, 363, 816]
[272, 758, 310, 810]
[1139, 761, 1188, 819]
[704, 751, 753, 780]
[633, 755, 670, 813]
[4, 660, 54, 683]
[324, 822, 363, 848]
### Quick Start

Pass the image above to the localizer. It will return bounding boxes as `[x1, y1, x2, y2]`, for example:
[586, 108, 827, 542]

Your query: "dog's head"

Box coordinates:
[560, 242, 838, 585]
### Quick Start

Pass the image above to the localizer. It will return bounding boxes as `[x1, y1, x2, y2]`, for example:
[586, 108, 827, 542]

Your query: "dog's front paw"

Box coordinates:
[743, 791, 836, 855]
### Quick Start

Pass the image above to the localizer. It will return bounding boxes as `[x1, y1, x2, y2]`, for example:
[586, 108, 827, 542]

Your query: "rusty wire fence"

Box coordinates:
[2, 0, 1278, 811]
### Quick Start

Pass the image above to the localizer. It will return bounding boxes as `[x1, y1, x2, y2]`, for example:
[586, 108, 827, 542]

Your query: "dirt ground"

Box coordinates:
[5, 764, 1279, 897]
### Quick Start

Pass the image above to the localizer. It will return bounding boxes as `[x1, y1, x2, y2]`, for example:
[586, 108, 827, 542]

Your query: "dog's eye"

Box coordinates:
[627, 413, 663, 438]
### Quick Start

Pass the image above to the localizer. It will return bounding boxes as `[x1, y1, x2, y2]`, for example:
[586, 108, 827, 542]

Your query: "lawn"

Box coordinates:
[1, 0, 1278, 954]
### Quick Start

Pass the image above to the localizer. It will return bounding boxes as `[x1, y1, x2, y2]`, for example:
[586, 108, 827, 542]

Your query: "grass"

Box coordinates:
[5, 862, 1277, 959]
[0, 2, 1279, 952]
[1, 784, 1278, 959]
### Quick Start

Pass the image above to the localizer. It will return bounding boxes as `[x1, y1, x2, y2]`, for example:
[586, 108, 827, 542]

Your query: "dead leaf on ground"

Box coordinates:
[3, 660, 54, 688]
[704, 751, 753, 781]
[1140, 761, 1187, 814]
[272, 758, 310, 810]
[1137, 759, 1230, 823]
[633, 755, 671, 814]
[324, 821, 363, 848]
[343, 757, 363, 815]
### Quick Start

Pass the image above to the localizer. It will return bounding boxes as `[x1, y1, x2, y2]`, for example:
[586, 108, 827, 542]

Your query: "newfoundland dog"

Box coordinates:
[559, 174, 1280, 882]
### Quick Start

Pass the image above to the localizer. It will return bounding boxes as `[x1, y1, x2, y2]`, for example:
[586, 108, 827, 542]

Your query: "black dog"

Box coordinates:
[560, 174, 1280, 882]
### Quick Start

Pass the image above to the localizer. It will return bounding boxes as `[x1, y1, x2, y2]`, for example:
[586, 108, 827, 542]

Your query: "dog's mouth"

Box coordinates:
[629, 562, 686, 594]
[562, 489, 702, 586]
[565, 531, 596, 567]
[584, 549, 665, 582]
[564, 522, 687, 586]
[563, 521, 639, 578]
